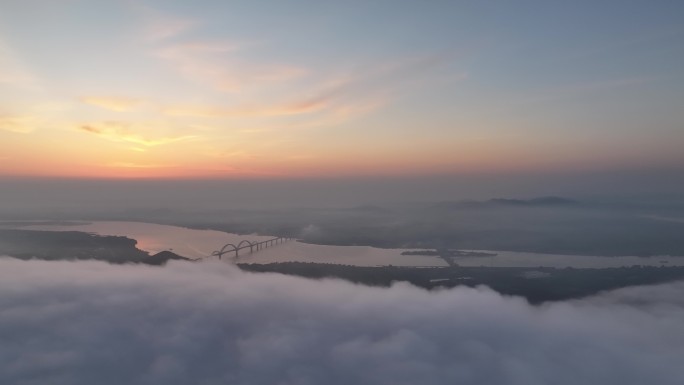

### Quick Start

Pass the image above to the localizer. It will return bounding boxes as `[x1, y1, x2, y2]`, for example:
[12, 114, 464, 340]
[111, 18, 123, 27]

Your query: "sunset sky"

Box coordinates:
[1, 0, 683, 179]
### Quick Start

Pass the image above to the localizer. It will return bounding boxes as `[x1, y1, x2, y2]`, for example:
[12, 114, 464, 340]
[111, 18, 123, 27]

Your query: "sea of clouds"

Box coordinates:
[1, 257, 684, 385]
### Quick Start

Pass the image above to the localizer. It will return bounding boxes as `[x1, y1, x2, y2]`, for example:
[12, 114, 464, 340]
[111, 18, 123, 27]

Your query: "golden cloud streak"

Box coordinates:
[106, 162, 175, 169]
[78, 123, 197, 147]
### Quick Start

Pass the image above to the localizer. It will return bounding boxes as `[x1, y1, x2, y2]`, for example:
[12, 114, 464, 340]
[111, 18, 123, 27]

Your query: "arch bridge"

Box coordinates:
[211, 236, 291, 261]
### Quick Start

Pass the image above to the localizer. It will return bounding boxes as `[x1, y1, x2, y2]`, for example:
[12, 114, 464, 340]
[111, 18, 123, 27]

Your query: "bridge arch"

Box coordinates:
[212, 243, 238, 260]
[237, 240, 255, 256]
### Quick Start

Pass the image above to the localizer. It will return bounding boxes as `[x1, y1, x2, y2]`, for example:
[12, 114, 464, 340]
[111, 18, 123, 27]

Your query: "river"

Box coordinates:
[11, 221, 684, 268]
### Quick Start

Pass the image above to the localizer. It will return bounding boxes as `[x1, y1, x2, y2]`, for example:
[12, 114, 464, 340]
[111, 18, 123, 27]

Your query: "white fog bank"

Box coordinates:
[1, 258, 684, 385]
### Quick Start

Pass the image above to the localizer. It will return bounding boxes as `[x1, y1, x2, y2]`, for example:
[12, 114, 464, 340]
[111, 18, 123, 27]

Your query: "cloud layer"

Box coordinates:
[1, 258, 684, 385]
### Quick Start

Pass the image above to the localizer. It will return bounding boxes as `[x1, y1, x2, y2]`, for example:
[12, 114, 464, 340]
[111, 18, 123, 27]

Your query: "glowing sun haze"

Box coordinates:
[0, 0, 683, 179]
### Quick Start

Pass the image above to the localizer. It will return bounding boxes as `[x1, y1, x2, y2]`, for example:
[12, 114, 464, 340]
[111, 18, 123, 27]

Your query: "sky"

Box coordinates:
[1, 0, 683, 181]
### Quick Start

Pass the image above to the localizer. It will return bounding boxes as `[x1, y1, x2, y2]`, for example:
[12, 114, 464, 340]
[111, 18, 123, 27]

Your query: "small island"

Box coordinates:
[401, 249, 498, 257]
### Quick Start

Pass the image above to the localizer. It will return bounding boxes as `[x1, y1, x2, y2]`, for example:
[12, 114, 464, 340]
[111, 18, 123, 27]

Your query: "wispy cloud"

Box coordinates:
[235, 97, 390, 134]
[0, 39, 38, 88]
[78, 122, 197, 147]
[136, 5, 197, 43]
[145, 18, 195, 43]
[154, 41, 305, 92]
[165, 53, 456, 127]
[296, 53, 459, 119]
[138, 4, 302, 95]
[81, 96, 142, 112]
[142, 4, 454, 127]
[0, 115, 36, 134]
[164, 96, 332, 118]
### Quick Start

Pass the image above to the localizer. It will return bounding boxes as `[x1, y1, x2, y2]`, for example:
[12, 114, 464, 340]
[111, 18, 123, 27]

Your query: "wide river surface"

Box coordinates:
[14, 221, 684, 268]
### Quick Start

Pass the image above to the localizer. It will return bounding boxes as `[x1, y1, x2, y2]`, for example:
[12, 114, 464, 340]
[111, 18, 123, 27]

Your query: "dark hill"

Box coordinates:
[145, 251, 192, 265]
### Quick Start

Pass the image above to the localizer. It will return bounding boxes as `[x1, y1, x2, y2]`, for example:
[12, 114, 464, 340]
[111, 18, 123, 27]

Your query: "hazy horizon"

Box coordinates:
[3, 167, 684, 213]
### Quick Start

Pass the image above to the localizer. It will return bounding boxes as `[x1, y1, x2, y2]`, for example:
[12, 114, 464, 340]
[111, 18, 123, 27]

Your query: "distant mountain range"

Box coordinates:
[430, 196, 579, 210]
[488, 196, 579, 206]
